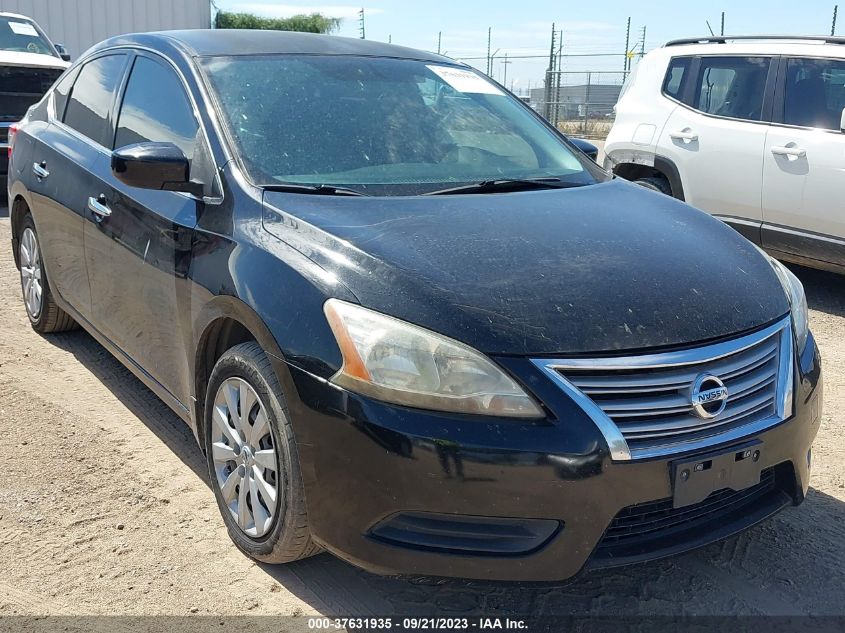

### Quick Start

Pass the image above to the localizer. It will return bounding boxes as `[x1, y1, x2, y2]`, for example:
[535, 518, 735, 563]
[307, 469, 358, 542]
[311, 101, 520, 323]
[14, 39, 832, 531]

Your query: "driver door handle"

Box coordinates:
[88, 195, 112, 219]
[32, 162, 49, 179]
[771, 145, 806, 158]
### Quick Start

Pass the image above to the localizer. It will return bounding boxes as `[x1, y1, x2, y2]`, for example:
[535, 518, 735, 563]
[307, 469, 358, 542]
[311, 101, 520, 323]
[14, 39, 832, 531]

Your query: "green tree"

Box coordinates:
[214, 11, 341, 34]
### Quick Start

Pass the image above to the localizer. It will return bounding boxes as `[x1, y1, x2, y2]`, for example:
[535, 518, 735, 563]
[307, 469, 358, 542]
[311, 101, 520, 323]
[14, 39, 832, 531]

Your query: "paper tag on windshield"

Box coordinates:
[427, 65, 504, 95]
[9, 21, 39, 37]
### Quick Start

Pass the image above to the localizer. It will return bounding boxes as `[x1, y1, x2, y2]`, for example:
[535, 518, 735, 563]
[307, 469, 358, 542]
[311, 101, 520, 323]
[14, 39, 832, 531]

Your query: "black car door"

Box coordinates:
[84, 52, 206, 408]
[28, 54, 129, 321]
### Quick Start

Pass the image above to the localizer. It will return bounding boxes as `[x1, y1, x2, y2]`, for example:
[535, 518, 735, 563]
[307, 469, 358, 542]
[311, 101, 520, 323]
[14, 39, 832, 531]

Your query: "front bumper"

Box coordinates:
[280, 332, 822, 582]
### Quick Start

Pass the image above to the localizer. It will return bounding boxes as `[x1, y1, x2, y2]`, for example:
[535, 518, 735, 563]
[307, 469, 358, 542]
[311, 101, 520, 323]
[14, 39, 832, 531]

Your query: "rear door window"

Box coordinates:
[63, 54, 127, 147]
[693, 56, 770, 121]
[782, 57, 845, 130]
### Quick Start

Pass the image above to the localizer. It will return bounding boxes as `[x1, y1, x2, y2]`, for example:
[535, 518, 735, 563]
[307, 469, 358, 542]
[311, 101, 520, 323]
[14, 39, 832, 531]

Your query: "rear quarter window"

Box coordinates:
[662, 57, 692, 101]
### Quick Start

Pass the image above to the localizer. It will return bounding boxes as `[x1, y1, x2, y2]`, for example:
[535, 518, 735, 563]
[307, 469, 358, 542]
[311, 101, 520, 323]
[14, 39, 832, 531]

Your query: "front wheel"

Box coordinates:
[205, 342, 319, 563]
[18, 215, 77, 333]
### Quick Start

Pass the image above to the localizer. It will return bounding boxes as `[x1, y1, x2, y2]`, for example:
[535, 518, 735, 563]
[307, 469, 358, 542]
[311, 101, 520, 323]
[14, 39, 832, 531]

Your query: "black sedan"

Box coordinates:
[6, 31, 822, 581]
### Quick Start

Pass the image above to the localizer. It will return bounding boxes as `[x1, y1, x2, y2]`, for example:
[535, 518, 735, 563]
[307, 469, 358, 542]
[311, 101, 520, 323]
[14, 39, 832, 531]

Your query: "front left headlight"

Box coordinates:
[323, 299, 544, 418]
[768, 257, 809, 352]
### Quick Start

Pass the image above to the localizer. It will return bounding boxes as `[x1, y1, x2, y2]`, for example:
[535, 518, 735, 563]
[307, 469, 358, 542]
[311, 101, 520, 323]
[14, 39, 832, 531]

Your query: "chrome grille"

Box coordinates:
[532, 317, 793, 460]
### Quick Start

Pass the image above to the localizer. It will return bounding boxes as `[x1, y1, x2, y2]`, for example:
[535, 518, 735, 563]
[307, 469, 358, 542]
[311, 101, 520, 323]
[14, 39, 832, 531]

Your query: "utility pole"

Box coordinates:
[388, 34, 392, 44]
[358, 8, 365, 39]
[833, 5, 839, 35]
[624, 16, 631, 75]
[501, 53, 512, 87]
[486, 27, 492, 75]
[640, 25, 647, 58]
[721, 12, 725, 36]
[555, 29, 563, 125]
[544, 23, 557, 121]
[437, 31, 442, 54]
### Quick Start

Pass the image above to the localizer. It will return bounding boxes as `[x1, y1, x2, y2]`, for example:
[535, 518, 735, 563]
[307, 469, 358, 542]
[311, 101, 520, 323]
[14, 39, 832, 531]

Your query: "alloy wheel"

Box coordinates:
[19, 228, 43, 319]
[211, 377, 280, 538]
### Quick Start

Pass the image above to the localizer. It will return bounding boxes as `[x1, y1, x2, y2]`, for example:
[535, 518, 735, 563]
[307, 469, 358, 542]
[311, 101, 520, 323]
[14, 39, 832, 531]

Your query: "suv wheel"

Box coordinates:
[205, 342, 319, 563]
[635, 176, 673, 196]
[19, 215, 77, 333]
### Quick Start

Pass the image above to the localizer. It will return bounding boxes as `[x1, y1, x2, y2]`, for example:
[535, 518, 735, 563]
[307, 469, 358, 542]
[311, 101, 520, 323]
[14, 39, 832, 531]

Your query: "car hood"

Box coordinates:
[263, 180, 789, 356]
[0, 50, 68, 69]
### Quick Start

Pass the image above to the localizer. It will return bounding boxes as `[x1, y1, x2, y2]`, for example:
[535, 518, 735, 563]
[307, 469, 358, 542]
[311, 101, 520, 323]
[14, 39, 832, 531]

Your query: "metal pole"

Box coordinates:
[833, 5, 839, 35]
[721, 12, 725, 36]
[624, 17, 631, 76]
[502, 53, 511, 87]
[544, 23, 556, 121]
[487, 27, 492, 75]
[640, 26, 646, 57]
[554, 29, 563, 127]
[437, 31, 442, 54]
[584, 72, 592, 135]
[358, 8, 365, 39]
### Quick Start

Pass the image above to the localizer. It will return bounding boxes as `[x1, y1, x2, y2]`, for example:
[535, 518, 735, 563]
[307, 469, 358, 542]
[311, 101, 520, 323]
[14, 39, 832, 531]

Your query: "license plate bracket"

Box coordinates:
[671, 440, 764, 509]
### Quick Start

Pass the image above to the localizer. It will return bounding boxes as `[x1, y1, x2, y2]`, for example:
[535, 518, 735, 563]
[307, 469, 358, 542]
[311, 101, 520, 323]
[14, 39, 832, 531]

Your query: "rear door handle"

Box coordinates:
[88, 195, 112, 219]
[771, 145, 806, 158]
[669, 129, 698, 142]
[32, 162, 49, 179]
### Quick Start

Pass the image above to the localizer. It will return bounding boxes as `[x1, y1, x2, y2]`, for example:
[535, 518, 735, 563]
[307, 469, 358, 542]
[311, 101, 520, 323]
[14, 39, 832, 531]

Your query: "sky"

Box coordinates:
[214, 1, 843, 92]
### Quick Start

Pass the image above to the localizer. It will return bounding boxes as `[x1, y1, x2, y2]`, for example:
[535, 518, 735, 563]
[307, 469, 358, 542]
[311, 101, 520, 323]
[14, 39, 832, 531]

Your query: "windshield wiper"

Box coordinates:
[263, 183, 370, 197]
[423, 178, 587, 196]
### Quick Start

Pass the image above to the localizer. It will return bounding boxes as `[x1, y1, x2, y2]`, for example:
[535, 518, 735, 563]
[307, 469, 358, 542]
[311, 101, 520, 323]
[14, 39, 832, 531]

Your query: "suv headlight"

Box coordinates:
[323, 299, 544, 418]
[768, 257, 809, 352]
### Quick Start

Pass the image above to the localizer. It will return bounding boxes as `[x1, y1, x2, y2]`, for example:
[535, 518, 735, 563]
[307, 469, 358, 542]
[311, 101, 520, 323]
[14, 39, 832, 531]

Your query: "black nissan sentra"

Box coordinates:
[7, 31, 822, 581]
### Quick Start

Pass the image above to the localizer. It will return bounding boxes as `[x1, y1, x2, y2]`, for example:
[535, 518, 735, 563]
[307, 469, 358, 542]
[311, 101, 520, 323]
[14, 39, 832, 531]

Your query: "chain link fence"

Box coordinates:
[532, 70, 627, 139]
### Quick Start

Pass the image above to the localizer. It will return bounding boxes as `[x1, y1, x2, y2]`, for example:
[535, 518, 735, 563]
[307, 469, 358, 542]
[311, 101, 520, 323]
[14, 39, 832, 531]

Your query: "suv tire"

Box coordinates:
[18, 214, 78, 333]
[635, 176, 673, 196]
[204, 342, 320, 563]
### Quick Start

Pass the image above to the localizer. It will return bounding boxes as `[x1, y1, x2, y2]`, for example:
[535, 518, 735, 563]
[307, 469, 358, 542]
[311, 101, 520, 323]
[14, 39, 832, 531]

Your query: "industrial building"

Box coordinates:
[0, 0, 211, 59]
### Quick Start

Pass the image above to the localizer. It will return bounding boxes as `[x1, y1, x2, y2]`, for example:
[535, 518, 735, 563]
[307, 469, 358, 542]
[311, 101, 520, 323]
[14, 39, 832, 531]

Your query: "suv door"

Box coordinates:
[654, 55, 775, 237]
[761, 56, 845, 268]
[84, 52, 206, 407]
[29, 53, 128, 321]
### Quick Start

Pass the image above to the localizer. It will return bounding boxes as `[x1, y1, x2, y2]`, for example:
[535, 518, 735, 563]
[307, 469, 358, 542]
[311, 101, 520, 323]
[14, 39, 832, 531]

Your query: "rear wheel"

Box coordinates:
[18, 215, 77, 333]
[205, 342, 319, 563]
[634, 176, 673, 196]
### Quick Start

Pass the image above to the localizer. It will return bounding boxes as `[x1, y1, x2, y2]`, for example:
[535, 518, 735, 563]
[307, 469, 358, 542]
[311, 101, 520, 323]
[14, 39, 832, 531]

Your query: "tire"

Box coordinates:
[18, 214, 77, 333]
[634, 176, 673, 196]
[204, 341, 319, 563]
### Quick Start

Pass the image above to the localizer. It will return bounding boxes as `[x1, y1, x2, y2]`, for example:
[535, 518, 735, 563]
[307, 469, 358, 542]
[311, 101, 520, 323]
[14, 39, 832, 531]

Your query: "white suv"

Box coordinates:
[605, 35, 845, 274]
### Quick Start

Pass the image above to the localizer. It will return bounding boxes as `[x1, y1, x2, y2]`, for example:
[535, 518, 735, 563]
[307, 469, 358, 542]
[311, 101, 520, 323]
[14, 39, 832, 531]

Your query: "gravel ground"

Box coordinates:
[0, 213, 843, 617]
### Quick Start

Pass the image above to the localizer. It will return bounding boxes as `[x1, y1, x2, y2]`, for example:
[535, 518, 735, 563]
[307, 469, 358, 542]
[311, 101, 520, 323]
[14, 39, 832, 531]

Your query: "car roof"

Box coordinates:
[656, 36, 845, 59]
[0, 12, 36, 21]
[91, 30, 456, 64]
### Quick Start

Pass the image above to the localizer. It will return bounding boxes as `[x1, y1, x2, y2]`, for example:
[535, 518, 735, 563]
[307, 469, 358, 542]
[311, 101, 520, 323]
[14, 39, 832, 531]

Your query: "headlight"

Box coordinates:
[323, 299, 544, 418]
[768, 257, 809, 352]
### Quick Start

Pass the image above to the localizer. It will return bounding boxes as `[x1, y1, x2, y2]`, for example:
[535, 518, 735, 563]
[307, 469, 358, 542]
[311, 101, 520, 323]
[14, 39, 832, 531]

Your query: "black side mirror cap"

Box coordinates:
[569, 137, 599, 161]
[55, 44, 71, 62]
[111, 142, 203, 197]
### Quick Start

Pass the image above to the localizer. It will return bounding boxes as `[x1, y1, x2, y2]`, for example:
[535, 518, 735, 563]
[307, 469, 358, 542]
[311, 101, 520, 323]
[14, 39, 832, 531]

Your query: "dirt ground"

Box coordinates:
[0, 212, 843, 617]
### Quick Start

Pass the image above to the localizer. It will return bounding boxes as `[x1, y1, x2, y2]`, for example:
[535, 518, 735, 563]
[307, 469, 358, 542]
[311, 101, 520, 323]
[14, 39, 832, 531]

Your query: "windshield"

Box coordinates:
[201, 55, 602, 196]
[0, 17, 56, 57]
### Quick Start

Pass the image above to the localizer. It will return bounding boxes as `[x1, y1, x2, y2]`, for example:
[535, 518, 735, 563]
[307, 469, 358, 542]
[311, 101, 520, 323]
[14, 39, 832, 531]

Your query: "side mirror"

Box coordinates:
[54, 44, 71, 62]
[569, 137, 599, 161]
[841, 107, 845, 133]
[112, 142, 201, 196]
